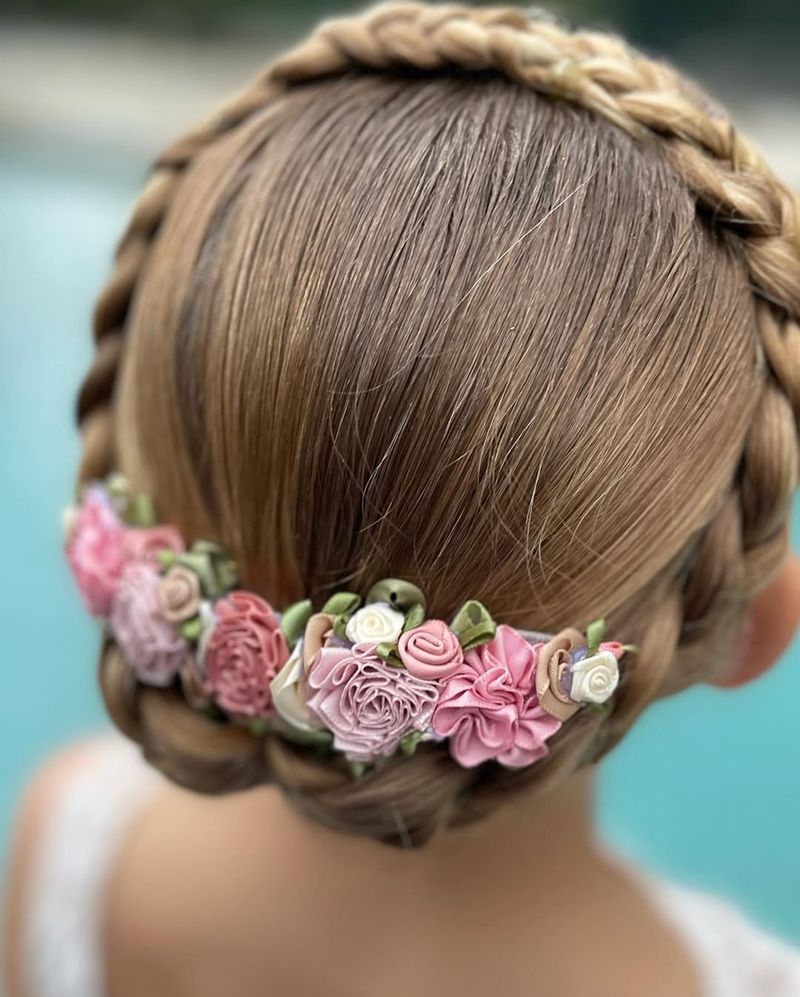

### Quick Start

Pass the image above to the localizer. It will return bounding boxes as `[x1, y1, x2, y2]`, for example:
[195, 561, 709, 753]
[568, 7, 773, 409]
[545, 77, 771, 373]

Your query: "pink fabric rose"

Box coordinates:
[204, 591, 289, 717]
[432, 625, 561, 768]
[110, 563, 186, 686]
[306, 643, 439, 762]
[65, 486, 126, 616]
[122, 525, 184, 566]
[398, 620, 464, 680]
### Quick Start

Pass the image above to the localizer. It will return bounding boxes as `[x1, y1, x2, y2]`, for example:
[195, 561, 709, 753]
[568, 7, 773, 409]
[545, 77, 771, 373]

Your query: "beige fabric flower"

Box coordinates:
[534, 628, 584, 721]
[302, 613, 335, 670]
[157, 565, 201, 623]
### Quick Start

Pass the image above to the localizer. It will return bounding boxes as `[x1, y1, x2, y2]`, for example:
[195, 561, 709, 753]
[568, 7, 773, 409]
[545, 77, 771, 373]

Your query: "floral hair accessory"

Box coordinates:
[65, 477, 629, 772]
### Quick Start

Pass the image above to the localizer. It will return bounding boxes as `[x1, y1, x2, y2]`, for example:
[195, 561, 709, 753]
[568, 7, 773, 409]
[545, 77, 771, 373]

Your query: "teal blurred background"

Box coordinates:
[1, 0, 798, 948]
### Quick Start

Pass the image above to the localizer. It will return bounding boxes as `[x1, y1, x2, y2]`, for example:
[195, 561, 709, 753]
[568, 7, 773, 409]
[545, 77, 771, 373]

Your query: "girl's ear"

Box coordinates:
[710, 552, 800, 689]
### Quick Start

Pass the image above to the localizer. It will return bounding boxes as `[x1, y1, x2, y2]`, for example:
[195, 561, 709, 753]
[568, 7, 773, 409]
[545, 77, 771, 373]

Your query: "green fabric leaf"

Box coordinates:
[375, 642, 403, 667]
[248, 717, 270, 737]
[179, 616, 203, 642]
[333, 614, 351, 640]
[105, 473, 130, 504]
[128, 493, 156, 527]
[366, 578, 426, 613]
[280, 599, 313, 647]
[156, 549, 179, 571]
[348, 760, 367, 779]
[321, 592, 362, 616]
[451, 600, 496, 650]
[399, 731, 425, 756]
[402, 603, 425, 633]
[586, 618, 605, 656]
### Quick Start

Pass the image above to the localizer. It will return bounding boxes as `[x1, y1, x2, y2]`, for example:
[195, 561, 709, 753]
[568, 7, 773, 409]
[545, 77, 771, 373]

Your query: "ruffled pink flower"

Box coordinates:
[398, 620, 464, 680]
[65, 486, 126, 616]
[122, 525, 184, 566]
[204, 591, 289, 717]
[432, 625, 561, 768]
[307, 643, 439, 762]
[110, 563, 186, 686]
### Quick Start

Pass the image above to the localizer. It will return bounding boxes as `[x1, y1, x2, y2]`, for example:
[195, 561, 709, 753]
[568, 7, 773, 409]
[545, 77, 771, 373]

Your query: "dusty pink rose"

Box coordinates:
[122, 525, 184, 566]
[204, 591, 289, 717]
[65, 486, 126, 616]
[306, 643, 439, 762]
[110, 563, 186, 686]
[397, 620, 464, 680]
[432, 624, 561, 768]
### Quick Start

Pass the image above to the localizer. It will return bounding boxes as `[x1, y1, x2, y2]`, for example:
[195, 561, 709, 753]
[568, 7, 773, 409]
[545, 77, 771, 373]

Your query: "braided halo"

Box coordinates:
[76, 2, 800, 843]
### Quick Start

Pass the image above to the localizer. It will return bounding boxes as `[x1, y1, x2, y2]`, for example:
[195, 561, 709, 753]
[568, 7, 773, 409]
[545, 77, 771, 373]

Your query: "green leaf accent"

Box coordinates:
[586, 619, 606, 656]
[280, 599, 313, 647]
[402, 603, 425, 633]
[348, 760, 367, 779]
[321, 591, 362, 616]
[375, 642, 403, 667]
[399, 731, 425, 756]
[105, 473, 131, 504]
[193, 540, 227, 557]
[248, 717, 270, 737]
[156, 549, 179, 572]
[366, 578, 426, 613]
[450, 599, 496, 650]
[179, 616, 203, 642]
[128, 493, 156, 527]
[333, 614, 351, 641]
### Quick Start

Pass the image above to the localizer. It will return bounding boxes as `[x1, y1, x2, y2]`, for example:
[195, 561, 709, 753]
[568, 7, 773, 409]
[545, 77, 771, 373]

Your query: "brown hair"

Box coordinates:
[78, 3, 799, 845]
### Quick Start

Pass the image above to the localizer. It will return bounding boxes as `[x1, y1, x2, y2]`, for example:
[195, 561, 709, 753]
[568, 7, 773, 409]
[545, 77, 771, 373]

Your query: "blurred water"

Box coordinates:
[1, 139, 798, 942]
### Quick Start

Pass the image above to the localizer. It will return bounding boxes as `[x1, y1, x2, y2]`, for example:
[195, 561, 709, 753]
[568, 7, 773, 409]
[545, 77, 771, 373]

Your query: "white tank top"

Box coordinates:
[20, 735, 800, 997]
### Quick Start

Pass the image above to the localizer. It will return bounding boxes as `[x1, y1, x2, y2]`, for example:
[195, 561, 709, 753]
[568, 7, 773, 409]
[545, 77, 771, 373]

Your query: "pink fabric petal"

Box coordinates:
[433, 625, 561, 769]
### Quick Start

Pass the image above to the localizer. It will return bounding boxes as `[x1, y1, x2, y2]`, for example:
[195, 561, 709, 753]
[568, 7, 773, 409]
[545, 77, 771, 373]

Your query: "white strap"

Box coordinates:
[645, 877, 800, 997]
[22, 735, 162, 997]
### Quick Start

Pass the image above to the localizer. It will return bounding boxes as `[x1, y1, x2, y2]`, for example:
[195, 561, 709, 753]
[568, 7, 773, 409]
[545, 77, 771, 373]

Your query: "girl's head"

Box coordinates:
[76, 3, 799, 843]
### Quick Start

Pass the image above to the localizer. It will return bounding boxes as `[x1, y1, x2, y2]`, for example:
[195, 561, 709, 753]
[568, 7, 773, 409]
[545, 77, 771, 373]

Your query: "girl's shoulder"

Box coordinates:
[3, 735, 165, 997]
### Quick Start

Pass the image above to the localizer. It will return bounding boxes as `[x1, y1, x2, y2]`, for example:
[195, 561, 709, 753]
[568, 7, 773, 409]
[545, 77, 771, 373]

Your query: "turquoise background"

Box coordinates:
[1, 139, 798, 943]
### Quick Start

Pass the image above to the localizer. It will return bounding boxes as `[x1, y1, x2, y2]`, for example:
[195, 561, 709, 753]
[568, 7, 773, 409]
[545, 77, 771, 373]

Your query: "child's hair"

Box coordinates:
[77, 3, 799, 844]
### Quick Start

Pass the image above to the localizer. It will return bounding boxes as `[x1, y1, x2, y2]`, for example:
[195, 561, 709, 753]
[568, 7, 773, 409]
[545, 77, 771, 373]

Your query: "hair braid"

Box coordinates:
[82, 2, 800, 844]
[76, 81, 282, 483]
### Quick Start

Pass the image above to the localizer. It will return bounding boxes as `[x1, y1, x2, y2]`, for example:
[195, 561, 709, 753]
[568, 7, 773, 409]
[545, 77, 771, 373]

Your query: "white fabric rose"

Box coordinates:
[569, 649, 619, 704]
[270, 644, 321, 731]
[345, 603, 405, 645]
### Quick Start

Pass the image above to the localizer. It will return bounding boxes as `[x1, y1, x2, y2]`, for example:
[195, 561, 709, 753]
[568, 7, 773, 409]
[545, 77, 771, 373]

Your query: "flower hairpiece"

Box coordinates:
[64, 477, 627, 772]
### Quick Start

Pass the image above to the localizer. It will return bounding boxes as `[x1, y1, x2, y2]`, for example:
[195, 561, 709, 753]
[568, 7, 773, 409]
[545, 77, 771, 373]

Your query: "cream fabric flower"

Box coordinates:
[345, 603, 404, 645]
[271, 645, 322, 731]
[569, 649, 619, 704]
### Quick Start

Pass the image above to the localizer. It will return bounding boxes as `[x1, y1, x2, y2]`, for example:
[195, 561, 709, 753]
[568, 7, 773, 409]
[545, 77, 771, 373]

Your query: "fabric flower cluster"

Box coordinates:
[65, 478, 625, 772]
